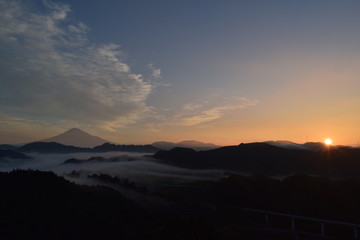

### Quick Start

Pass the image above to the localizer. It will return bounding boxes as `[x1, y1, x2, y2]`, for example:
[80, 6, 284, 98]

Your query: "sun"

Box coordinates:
[324, 138, 333, 146]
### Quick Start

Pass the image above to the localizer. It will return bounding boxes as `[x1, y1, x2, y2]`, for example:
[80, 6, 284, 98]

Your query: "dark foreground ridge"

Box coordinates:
[4, 170, 360, 239]
[0, 170, 146, 240]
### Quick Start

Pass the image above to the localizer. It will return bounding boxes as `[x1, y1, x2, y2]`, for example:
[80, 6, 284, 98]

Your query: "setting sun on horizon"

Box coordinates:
[324, 138, 333, 146]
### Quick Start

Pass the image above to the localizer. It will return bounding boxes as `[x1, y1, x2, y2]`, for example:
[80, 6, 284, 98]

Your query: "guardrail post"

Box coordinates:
[291, 218, 295, 232]
[265, 214, 269, 225]
[354, 227, 358, 239]
[242, 208, 360, 239]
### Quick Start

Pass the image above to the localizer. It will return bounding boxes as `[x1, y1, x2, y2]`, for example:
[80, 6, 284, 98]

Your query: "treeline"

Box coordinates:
[0, 170, 227, 240]
[4, 169, 360, 239]
[0, 169, 147, 239]
[164, 173, 360, 224]
[87, 173, 147, 193]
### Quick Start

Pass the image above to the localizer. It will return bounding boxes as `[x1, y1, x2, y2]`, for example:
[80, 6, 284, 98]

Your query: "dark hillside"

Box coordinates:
[17, 142, 90, 153]
[0, 170, 146, 240]
[0, 149, 32, 160]
[154, 143, 360, 178]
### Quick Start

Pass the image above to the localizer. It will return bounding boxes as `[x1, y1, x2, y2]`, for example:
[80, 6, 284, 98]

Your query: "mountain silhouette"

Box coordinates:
[18, 142, 91, 153]
[17, 142, 160, 154]
[154, 142, 360, 178]
[93, 143, 160, 153]
[0, 150, 32, 160]
[267, 140, 328, 151]
[0, 144, 17, 151]
[42, 128, 108, 148]
[152, 140, 219, 151]
[61, 156, 135, 165]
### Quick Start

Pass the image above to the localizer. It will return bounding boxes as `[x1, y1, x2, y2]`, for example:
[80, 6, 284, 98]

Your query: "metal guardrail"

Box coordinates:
[242, 208, 360, 239]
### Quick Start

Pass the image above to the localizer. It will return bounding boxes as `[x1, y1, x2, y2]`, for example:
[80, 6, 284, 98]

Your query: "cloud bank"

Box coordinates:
[0, 0, 155, 130]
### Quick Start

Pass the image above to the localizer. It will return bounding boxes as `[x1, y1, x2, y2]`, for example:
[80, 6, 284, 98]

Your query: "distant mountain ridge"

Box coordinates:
[0, 150, 32, 160]
[18, 142, 91, 154]
[93, 143, 159, 153]
[152, 140, 219, 151]
[154, 142, 360, 178]
[0, 144, 18, 151]
[266, 140, 331, 151]
[17, 142, 160, 154]
[42, 128, 108, 148]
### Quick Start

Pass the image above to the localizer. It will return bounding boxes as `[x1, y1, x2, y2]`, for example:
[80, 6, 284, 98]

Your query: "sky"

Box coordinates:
[0, 0, 360, 146]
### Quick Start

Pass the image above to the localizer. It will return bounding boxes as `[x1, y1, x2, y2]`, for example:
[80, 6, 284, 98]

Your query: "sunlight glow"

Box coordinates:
[324, 138, 333, 145]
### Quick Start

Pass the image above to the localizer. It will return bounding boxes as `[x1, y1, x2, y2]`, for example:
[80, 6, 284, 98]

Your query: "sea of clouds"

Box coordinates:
[0, 151, 226, 186]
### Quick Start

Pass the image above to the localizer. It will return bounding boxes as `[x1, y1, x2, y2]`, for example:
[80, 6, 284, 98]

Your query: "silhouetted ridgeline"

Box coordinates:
[87, 173, 145, 192]
[16, 141, 160, 154]
[93, 142, 159, 153]
[17, 142, 91, 153]
[0, 149, 32, 160]
[4, 170, 360, 239]
[0, 170, 226, 240]
[152, 140, 219, 151]
[62, 155, 137, 165]
[181, 173, 360, 224]
[154, 142, 360, 178]
[0, 169, 147, 240]
[0, 144, 18, 150]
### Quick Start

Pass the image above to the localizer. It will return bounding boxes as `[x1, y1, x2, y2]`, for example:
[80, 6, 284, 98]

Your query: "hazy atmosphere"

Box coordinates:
[1, 0, 360, 146]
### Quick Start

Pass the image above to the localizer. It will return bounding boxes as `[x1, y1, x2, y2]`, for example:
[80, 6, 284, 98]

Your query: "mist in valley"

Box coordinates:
[0, 151, 226, 186]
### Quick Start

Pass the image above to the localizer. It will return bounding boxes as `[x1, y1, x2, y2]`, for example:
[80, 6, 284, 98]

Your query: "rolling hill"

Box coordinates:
[152, 140, 219, 151]
[154, 142, 360, 178]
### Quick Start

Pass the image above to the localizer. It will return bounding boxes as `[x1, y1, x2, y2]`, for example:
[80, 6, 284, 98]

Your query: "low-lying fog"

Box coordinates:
[0, 151, 226, 186]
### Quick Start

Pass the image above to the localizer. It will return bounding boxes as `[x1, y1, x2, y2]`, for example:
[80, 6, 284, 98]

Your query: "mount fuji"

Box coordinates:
[42, 128, 108, 148]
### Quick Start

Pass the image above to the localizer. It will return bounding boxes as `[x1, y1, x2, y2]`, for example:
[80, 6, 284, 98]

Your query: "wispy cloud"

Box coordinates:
[182, 103, 203, 111]
[148, 63, 162, 79]
[180, 108, 224, 126]
[0, 0, 156, 130]
[176, 97, 258, 126]
[147, 96, 258, 129]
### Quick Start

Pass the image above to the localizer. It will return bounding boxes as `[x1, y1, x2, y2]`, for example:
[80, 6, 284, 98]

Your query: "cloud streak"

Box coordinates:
[148, 63, 162, 79]
[152, 96, 258, 128]
[0, 0, 155, 130]
[177, 97, 258, 126]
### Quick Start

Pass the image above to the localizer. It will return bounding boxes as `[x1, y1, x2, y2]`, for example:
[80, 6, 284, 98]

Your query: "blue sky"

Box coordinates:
[1, 0, 360, 145]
